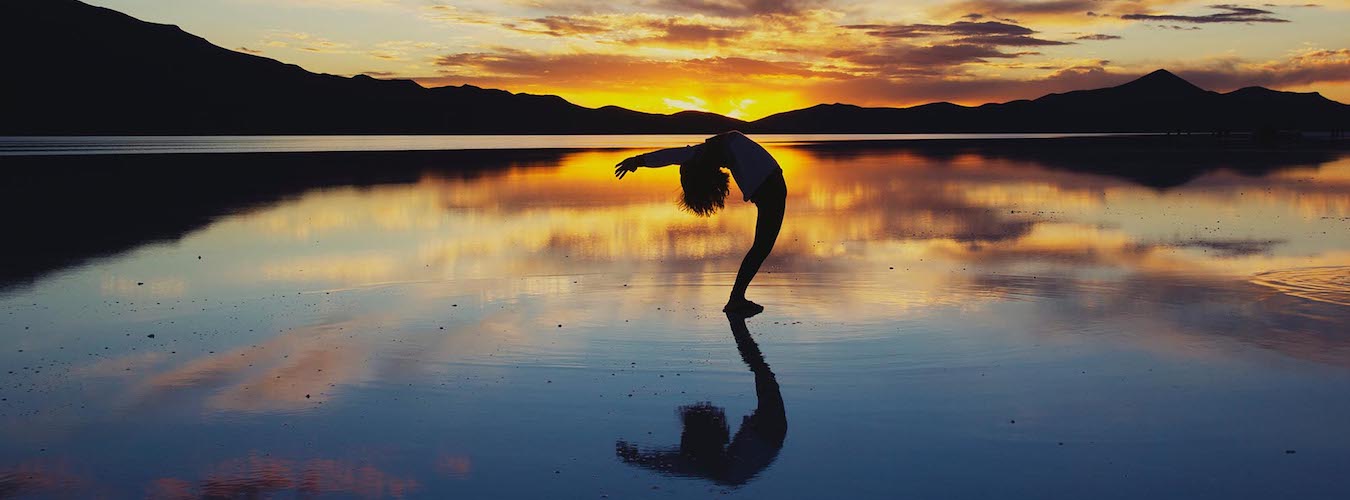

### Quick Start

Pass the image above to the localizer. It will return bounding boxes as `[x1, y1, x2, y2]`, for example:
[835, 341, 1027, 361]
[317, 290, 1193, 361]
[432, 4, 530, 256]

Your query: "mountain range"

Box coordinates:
[2, 0, 1346, 135]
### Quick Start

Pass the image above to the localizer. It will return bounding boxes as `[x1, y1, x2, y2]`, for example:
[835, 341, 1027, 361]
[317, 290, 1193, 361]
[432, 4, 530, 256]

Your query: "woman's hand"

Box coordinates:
[614, 156, 642, 179]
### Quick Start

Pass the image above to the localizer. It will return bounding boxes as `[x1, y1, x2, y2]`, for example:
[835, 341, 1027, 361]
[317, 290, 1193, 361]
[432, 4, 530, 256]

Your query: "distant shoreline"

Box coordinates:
[2, 132, 1346, 158]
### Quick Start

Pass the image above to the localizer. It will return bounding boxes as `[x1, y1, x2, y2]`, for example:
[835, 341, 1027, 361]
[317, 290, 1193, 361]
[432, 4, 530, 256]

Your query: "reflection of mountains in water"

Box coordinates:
[796, 135, 1349, 188]
[0, 139, 1345, 290]
[0, 150, 562, 289]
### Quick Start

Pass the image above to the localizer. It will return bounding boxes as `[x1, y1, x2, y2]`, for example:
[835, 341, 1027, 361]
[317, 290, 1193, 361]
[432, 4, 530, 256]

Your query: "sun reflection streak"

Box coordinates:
[154, 144, 1350, 293]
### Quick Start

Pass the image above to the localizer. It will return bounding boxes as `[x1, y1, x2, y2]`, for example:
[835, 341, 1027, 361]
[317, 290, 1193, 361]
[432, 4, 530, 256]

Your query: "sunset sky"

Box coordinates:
[87, 0, 1350, 120]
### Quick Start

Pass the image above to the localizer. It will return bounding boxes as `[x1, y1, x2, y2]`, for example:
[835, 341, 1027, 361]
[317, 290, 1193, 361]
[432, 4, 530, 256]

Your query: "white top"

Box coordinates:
[638, 131, 782, 202]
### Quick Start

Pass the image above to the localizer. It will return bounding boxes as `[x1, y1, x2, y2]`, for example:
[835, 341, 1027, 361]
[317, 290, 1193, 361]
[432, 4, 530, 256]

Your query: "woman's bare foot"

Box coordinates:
[723, 297, 765, 317]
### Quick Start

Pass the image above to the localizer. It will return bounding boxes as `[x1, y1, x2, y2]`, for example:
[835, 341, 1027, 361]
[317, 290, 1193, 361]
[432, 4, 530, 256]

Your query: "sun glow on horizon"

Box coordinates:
[555, 88, 808, 121]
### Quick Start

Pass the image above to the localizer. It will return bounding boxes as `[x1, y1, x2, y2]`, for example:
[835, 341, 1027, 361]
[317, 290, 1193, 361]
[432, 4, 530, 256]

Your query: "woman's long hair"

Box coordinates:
[678, 140, 730, 217]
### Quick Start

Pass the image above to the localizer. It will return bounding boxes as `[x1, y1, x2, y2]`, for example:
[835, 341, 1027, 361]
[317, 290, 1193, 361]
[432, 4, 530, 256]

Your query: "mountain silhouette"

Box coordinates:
[0, 0, 744, 134]
[752, 69, 1348, 133]
[2, 0, 1346, 135]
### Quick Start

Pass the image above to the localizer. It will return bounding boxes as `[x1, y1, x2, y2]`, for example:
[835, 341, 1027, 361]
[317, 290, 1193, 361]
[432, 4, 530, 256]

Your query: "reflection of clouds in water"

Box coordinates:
[1252, 266, 1350, 307]
[164, 145, 1350, 292]
[933, 223, 1350, 275]
[242, 185, 453, 238]
[100, 275, 188, 298]
[41, 144, 1349, 414]
[970, 270, 1350, 367]
[118, 295, 598, 412]
[56, 145, 1342, 356]
[1146, 238, 1286, 258]
[436, 455, 473, 479]
[139, 318, 376, 412]
[260, 254, 401, 282]
[147, 454, 420, 499]
[76, 351, 167, 378]
[0, 460, 83, 498]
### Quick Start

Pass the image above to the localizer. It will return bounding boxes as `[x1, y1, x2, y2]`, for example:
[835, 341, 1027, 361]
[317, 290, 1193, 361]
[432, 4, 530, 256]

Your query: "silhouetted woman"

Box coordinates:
[615, 131, 787, 315]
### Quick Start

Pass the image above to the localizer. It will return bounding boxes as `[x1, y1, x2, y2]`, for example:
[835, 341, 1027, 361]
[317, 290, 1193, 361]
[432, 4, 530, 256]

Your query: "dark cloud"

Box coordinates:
[838, 44, 1024, 75]
[504, 15, 610, 37]
[628, 19, 750, 45]
[236, 46, 264, 55]
[645, 0, 826, 17]
[845, 20, 1035, 38]
[940, 0, 1100, 18]
[846, 21, 1071, 49]
[957, 34, 1073, 46]
[1076, 33, 1122, 40]
[900, 44, 1020, 66]
[433, 50, 628, 81]
[1121, 4, 1290, 24]
[500, 14, 757, 46]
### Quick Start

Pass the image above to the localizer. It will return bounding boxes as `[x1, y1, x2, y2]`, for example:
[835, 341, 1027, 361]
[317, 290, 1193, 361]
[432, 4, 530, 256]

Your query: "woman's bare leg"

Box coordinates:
[727, 173, 785, 310]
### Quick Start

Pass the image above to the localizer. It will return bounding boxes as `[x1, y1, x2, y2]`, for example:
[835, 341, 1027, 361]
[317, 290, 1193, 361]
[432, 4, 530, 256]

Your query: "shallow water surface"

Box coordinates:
[2, 139, 1349, 498]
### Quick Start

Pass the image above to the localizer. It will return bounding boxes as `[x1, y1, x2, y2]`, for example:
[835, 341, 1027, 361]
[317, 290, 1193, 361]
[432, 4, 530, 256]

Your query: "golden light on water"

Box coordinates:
[142, 144, 1348, 297]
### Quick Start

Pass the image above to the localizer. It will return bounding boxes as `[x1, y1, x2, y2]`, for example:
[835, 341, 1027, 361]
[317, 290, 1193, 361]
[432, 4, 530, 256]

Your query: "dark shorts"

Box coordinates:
[750, 170, 787, 206]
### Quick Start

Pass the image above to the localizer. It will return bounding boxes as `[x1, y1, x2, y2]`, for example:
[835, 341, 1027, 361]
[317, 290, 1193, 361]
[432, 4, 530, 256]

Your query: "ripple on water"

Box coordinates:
[1251, 266, 1350, 307]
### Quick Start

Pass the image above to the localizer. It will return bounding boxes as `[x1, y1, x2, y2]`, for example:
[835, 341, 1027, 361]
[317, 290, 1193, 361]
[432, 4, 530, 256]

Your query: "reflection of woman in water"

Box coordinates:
[615, 131, 787, 315]
[615, 314, 787, 486]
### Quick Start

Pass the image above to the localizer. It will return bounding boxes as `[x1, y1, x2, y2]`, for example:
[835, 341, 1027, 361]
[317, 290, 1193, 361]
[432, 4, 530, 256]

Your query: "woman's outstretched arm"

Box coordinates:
[615, 145, 703, 179]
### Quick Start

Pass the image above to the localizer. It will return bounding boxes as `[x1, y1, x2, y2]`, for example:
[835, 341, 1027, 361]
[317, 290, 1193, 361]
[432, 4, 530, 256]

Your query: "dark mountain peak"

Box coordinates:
[1115, 69, 1207, 95]
[516, 92, 572, 105]
[814, 103, 862, 110]
[1143, 68, 1180, 79]
[911, 101, 966, 110]
[2, 0, 749, 134]
[1227, 86, 1322, 98]
[752, 65, 1347, 133]
[1223, 86, 1342, 110]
